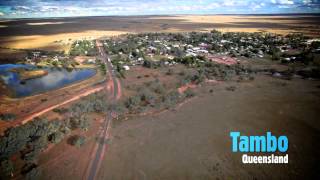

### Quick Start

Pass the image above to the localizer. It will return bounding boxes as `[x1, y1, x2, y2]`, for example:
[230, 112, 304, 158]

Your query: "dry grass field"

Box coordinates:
[0, 14, 319, 58]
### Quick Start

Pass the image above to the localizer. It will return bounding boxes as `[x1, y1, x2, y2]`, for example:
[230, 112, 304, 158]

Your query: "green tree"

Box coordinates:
[0, 159, 14, 179]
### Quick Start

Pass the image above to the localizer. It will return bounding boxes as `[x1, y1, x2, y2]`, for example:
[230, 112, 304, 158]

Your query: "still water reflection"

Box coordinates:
[0, 64, 96, 98]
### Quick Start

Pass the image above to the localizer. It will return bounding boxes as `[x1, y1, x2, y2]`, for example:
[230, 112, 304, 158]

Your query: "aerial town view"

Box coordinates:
[0, 0, 319, 179]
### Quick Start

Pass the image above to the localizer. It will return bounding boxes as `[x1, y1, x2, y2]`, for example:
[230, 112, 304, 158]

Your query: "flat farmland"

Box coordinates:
[0, 14, 319, 57]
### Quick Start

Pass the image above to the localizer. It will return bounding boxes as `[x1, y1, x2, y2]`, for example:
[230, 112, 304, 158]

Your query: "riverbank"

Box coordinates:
[0, 70, 105, 134]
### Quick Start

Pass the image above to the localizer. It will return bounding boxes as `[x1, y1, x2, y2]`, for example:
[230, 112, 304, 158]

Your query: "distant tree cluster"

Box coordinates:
[123, 79, 195, 113]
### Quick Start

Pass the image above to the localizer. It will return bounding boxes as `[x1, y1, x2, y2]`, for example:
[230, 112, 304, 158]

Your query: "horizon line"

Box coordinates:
[1, 12, 320, 20]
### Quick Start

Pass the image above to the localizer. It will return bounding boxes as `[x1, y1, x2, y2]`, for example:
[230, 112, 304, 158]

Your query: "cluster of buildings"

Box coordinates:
[25, 31, 319, 70]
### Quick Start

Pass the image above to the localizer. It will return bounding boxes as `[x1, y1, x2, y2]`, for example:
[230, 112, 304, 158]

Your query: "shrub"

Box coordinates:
[143, 60, 159, 68]
[125, 96, 141, 111]
[0, 113, 16, 122]
[32, 136, 49, 149]
[99, 63, 106, 75]
[226, 86, 236, 91]
[49, 131, 64, 144]
[270, 47, 281, 61]
[108, 103, 127, 115]
[138, 89, 157, 106]
[25, 166, 41, 180]
[52, 108, 68, 114]
[162, 90, 180, 109]
[179, 71, 205, 85]
[69, 115, 90, 131]
[79, 115, 91, 131]
[69, 135, 86, 148]
[238, 74, 254, 82]
[148, 80, 166, 94]
[22, 150, 38, 162]
[0, 159, 14, 179]
[184, 88, 196, 98]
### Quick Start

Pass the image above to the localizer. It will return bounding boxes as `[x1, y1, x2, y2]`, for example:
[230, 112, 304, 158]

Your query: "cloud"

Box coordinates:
[0, 0, 319, 18]
[303, 0, 312, 4]
[0, 12, 4, 16]
[271, 0, 294, 5]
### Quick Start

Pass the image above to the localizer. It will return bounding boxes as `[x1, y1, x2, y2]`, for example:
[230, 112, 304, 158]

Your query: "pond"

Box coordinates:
[0, 64, 96, 98]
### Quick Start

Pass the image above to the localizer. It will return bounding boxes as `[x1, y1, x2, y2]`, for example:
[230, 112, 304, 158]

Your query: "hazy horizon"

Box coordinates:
[1, 13, 320, 20]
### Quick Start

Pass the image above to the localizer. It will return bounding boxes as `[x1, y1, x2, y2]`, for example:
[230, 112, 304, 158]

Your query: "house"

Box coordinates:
[196, 49, 208, 54]
[199, 43, 208, 49]
[186, 49, 194, 53]
[88, 59, 96, 64]
[167, 56, 174, 60]
[192, 47, 201, 51]
[53, 56, 59, 62]
[187, 44, 193, 48]
[32, 51, 41, 58]
[148, 46, 157, 53]
[186, 52, 197, 57]
[123, 65, 130, 70]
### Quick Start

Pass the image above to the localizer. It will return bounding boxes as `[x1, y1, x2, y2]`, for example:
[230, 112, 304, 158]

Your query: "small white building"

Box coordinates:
[123, 65, 130, 71]
[88, 59, 96, 64]
[186, 52, 197, 57]
[167, 56, 174, 60]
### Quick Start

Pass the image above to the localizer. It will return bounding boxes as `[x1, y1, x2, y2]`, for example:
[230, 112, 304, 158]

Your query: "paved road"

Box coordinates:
[86, 40, 121, 180]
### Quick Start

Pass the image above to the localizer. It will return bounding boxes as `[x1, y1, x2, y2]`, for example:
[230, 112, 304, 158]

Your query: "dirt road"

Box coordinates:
[85, 40, 122, 180]
[9, 85, 104, 127]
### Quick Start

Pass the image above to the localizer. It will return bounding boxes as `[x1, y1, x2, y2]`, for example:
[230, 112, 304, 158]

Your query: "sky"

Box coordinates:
[0, 0, 319, 18]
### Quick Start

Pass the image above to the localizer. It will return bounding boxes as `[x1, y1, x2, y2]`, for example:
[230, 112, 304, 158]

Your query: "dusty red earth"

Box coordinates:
[207, 54, 238, 65]
[20, 86, 104, 125]
[178, 83, 197, 94]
